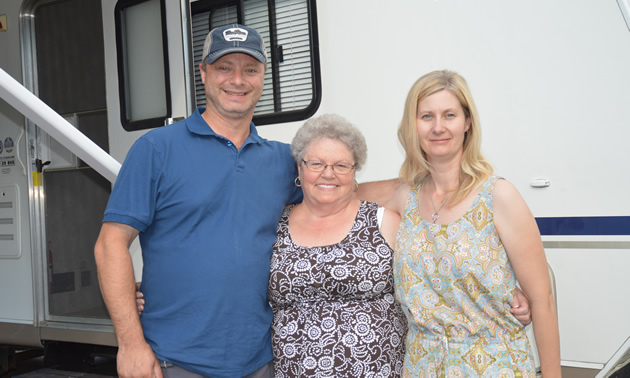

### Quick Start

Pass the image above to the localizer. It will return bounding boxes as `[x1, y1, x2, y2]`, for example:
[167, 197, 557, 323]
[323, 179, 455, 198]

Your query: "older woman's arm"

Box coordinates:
[356, 178, 404, 206]
[380, 207, 401, 248]
[493, 179, 561, 378]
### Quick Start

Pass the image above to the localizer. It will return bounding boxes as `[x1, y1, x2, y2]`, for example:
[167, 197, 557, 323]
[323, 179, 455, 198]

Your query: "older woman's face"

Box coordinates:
[416, 89, 470, 163]
[299, 137, 356, 207]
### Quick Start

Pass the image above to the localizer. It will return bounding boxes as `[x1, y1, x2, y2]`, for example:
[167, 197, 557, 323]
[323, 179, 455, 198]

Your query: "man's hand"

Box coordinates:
[136, 282, 145, 314]
[117, 341, 162, 378]
[510, 287, 532, 326]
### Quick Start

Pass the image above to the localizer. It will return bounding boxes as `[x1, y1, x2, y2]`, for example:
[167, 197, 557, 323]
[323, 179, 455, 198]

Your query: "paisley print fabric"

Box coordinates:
[269, 201, 406, 377]
[394, 177, 536, 377]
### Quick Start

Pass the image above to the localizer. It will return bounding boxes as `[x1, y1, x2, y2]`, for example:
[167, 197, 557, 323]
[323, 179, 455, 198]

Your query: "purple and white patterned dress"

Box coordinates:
[268, 201, 406, 377]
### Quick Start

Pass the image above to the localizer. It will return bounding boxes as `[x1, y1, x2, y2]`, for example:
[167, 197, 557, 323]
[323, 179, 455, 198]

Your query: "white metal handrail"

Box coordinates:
[0, 68, 120, 183]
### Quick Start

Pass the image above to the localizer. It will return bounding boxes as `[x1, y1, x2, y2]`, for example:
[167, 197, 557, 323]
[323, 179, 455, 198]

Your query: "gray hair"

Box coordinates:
[291, 114, 367, 171]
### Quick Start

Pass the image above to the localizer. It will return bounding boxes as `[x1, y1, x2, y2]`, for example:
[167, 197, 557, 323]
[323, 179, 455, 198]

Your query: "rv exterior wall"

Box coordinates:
[258, 0, 630, 367]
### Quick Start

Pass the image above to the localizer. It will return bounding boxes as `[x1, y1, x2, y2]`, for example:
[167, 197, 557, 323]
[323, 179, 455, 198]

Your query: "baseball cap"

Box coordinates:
[202, 24, 268, 64]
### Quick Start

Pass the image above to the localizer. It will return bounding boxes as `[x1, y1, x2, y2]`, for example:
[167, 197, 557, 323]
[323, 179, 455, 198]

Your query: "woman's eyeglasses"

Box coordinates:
[302, 160, 355, 175]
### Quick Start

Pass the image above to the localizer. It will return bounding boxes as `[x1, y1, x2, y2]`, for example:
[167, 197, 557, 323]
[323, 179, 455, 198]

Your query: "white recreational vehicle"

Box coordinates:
[0, 0, 629, 376]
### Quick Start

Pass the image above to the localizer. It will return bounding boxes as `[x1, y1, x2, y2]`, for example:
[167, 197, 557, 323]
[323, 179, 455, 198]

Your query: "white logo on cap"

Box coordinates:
[223, 28, 249, 42]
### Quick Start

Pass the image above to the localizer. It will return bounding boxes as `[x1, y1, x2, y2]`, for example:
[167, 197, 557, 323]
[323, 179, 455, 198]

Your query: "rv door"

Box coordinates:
[12, 0, 189, 347]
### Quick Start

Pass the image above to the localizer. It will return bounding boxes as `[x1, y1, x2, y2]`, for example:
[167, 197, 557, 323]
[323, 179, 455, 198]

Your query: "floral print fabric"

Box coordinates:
[269, 201, 406, 377]
[394, 177, 536, 377]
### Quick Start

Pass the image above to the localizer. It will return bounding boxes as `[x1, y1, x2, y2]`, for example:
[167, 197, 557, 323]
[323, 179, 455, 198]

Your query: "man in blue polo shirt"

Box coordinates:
[94, 24, 300, 378]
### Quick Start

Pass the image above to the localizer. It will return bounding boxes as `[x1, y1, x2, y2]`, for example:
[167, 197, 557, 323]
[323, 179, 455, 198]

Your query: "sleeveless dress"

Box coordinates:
[268, 201, 407, 377]
[394, 177, 536, 377]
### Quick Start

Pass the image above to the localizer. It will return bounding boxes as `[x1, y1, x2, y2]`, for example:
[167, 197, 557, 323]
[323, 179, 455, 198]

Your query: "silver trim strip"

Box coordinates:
[543, 241, 630, 249]
[40, 323, 117, 347]
[0, 322, 41, 347]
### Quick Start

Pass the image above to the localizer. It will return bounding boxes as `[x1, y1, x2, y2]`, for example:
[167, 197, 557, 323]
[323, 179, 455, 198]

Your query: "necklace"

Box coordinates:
[429, 180, 451, 223]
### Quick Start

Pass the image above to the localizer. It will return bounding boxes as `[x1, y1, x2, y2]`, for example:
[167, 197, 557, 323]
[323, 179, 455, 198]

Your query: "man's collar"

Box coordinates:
[187, 107, 264, 145]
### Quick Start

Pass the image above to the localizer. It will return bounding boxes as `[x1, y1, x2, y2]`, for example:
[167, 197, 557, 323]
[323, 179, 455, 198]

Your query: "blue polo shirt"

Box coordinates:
[103, 108, 302, 377]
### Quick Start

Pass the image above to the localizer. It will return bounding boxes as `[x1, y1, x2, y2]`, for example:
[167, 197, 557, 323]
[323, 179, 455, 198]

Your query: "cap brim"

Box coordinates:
[205, 48, 266, 64]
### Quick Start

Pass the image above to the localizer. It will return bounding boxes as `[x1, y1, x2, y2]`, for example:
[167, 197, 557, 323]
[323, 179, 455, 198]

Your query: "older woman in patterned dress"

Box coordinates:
[267, 114, 406, 377]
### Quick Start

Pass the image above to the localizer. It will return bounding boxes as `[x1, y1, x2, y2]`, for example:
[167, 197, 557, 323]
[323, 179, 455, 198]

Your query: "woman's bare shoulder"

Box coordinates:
[384, 182, 411, 216]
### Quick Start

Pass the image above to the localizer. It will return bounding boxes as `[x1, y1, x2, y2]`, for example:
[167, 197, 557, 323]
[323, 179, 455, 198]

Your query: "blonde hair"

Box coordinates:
[397, 70, 493, 205]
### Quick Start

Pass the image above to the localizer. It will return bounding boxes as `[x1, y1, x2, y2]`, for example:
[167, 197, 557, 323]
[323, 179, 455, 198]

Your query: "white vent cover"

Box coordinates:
[0, 185, 21, 258]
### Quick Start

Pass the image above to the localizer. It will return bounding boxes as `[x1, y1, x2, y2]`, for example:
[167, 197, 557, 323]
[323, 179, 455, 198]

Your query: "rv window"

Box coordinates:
[115, 0, 172, 131]
[191, 0, 321, 125]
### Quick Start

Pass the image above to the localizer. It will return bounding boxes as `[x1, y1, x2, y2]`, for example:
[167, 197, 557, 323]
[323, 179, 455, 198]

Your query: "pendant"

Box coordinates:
[431, 212, 439, 223]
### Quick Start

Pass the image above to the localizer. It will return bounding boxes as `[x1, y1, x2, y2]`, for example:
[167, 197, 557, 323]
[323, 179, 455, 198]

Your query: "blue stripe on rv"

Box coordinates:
[536, 216, 630, 236]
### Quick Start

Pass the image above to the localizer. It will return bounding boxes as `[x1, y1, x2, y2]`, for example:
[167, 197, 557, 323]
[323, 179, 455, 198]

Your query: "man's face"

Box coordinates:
[200, 53, 266, 121]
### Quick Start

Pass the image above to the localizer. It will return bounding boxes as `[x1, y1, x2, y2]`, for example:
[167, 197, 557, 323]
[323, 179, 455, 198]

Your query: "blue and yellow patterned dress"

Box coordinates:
[394, 176, 536, 377]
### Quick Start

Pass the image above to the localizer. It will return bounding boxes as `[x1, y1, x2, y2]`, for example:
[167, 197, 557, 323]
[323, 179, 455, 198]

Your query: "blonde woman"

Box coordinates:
[387, 70, 560, 377]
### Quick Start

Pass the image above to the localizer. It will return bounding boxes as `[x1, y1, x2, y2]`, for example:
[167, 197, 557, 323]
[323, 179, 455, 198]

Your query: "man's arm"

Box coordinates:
[94, 222, 162, 378]
[356, 178, 403, 206]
